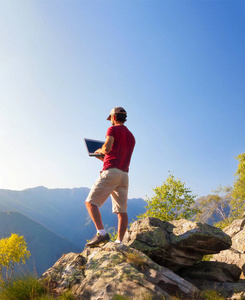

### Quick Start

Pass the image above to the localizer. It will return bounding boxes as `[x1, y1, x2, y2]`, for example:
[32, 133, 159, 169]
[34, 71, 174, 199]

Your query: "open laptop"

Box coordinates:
[84, 138, 105, 157]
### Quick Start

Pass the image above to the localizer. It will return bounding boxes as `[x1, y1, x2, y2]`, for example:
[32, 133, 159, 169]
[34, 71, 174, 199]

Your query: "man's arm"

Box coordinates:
[101, 135, 114, 154]
[95, 135, 114, 160]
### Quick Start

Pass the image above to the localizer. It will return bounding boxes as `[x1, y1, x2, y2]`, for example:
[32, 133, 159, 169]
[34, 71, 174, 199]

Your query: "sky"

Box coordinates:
[0, 0, 245, 200]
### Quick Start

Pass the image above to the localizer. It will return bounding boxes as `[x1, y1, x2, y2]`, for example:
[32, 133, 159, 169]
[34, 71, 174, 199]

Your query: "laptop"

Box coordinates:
[84, 138, 105, 157]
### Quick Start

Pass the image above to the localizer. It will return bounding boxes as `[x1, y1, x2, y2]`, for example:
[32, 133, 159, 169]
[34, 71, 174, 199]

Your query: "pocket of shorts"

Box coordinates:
[100, 169, 121, 185]
[100, 170, 109, 179]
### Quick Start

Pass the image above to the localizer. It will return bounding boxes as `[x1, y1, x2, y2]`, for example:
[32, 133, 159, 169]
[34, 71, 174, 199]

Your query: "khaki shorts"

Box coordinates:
[86, 168, 129, 213]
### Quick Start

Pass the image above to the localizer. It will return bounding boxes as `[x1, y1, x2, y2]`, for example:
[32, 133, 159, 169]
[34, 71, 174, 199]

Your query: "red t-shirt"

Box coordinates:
[102, 125, 135, 173]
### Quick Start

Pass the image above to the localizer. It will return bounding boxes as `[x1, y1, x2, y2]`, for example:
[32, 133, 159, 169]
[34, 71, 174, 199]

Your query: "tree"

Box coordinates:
[194, 185, 232, 228]
[0, 234, 31, 283]
[138, 173, 200, 221]
[230, 152, 245, 220]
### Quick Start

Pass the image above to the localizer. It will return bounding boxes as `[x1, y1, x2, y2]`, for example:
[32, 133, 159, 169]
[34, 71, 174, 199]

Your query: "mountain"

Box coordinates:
[0, 211, 80, 276]
[0, 187, 146, 248]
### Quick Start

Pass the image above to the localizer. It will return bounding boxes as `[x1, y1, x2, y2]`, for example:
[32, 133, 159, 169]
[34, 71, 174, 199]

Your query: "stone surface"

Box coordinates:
[212, 218, 245, 276]
[40, 242, 199, 299]
[123, 217, 232, 270]
[189, 279, 245, 300]
[177, 261, 241, 283]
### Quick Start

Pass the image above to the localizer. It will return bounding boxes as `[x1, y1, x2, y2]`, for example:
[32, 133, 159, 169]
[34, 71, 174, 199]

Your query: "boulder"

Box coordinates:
[40, 242, 200, 299]
[123, 217, 232, 270]
[189, 279, 245, 300]
[211, 218, 245, 276]
[177, 261, 241, 283]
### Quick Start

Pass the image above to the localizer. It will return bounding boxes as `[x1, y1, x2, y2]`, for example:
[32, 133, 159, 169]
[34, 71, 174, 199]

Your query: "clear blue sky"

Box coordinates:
[1, 0, 245, 199]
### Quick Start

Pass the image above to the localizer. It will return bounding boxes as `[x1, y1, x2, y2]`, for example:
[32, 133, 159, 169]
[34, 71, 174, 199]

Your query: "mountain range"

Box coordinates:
[0, 187, 146, 276]
[0, 211, 80, 276]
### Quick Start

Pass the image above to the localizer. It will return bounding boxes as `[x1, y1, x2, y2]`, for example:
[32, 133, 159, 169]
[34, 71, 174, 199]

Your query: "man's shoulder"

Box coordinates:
[107, 125, 134, 138]
[106, 126, 114, 134]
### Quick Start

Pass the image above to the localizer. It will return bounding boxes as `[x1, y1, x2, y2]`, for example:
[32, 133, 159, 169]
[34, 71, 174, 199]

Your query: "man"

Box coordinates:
[85, 107, 135, 247]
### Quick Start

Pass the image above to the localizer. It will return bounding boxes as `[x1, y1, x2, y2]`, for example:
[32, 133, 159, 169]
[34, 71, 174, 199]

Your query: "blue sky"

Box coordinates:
[1, 0, 245, 199]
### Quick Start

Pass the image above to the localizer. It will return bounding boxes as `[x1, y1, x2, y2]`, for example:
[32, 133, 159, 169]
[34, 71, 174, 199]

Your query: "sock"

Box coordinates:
[97, 229, 106, 236]
[115, 240, 122, 244]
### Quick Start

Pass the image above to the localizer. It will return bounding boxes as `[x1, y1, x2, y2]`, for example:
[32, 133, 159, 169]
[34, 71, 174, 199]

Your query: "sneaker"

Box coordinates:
[86, 233, 110, 247]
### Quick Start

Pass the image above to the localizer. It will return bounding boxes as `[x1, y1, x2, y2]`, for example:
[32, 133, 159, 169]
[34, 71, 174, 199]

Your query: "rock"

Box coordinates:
[224, 219, 245, 238]
[123, 217, 232, 270]
[40, 242, 200, 299]
[211, 218, 245, 276]
[189, 279, 245, 300]
[177, 261, 241, 283]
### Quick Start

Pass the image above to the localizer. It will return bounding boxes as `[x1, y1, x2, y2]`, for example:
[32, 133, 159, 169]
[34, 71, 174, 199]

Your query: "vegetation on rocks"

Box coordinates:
[137, 173, 200, 221]
[1, 152, 245, 299]
[137, 151, 245, 231]
[0, 275, 76, 300]
[231, 152, 245, 220]
[0, 275, 228, 300]
[194, 151, 245, 229]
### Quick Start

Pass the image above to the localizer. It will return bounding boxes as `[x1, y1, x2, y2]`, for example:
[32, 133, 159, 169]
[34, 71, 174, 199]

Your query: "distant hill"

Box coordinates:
[0, 187, 146, 248]
[193, 196, 231, 225]
[0, 211, 80, 276]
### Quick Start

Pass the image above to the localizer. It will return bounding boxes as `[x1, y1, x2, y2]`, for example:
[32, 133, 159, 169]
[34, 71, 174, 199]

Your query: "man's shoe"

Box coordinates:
[86, 233, 110, 247]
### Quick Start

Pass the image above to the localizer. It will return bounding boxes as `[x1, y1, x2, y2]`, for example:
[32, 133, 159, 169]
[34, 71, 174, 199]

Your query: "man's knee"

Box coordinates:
[117, 212, 128, 220]
[85, 202, 98, 209]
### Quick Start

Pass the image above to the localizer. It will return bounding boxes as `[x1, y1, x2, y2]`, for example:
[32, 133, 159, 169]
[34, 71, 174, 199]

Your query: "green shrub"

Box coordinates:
[202, 289, 226, 300]
[36, 295, 56, 300]
[202, 254, 213, 261]
[58, 291, 77, 300]
[0, 276, 46, 300]
[109, 227, 118, 242]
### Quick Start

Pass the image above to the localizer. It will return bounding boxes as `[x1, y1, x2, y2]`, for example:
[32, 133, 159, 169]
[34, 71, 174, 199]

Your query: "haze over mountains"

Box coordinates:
[0, 186, 146, 275]
[0, 211, 80, 276]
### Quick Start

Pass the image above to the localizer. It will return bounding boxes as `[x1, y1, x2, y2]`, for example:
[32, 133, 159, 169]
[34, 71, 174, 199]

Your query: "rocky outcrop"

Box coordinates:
[177, 261, 241, 283]
[189, 279, 245, 300]
[40, 217, 244, 299]
[211, 218, 245, 276]
[123, 217, 232, 270]
[40, 242, 199, 299]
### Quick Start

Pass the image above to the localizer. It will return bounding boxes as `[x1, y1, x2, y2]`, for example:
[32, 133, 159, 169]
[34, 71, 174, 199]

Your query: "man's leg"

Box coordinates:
[85, 169, 121, 246]
[85, 202, 104, 230]
[85, 202, 110, 246]
[117, 212, 128, 242]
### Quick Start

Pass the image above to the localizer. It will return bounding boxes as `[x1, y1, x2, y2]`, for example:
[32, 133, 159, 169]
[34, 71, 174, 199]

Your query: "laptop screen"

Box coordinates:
[84, 138, 104, 156]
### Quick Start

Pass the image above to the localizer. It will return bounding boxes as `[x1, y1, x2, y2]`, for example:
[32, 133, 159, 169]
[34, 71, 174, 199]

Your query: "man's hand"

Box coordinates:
[94, 148, 104, 161]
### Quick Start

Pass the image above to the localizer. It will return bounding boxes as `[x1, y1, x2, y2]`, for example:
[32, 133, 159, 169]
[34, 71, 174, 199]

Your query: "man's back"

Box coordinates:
[102, 125, 135, 172]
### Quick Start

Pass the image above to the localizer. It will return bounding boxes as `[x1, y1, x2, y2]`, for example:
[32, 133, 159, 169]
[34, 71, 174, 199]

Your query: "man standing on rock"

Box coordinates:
[85, 107, 135, 247]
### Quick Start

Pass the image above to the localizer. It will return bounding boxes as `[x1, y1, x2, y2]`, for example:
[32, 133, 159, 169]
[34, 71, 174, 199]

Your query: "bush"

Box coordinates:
[0, 276, 77, 300]
[0, 276, 46, 300]
[138, 173, 199, 221]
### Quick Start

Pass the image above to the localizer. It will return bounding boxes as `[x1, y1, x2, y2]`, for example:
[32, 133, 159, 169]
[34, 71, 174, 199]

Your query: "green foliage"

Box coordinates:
[214, 217, 232, 230]
[172, 289, 226, 300]
[0, 276, 77, 300]
[0, 276, 46, 300]
[202, 289, 226, 300]
[109, 227, 118, 242]
[138, 173, 199, 221]
[231, 152, 245, 220]
[0, 233, 31, 283]
[58, 291, 77, 300]
[112, 295, 129, 300]
[202, 254, 213, 261]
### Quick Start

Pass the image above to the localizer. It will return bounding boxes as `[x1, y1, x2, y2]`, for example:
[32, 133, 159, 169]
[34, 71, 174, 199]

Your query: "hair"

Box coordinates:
[115, 113, 127, 123]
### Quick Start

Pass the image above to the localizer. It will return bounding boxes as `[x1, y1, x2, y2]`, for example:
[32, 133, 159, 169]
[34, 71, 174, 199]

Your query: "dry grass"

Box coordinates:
[125, 250, 148, 271]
